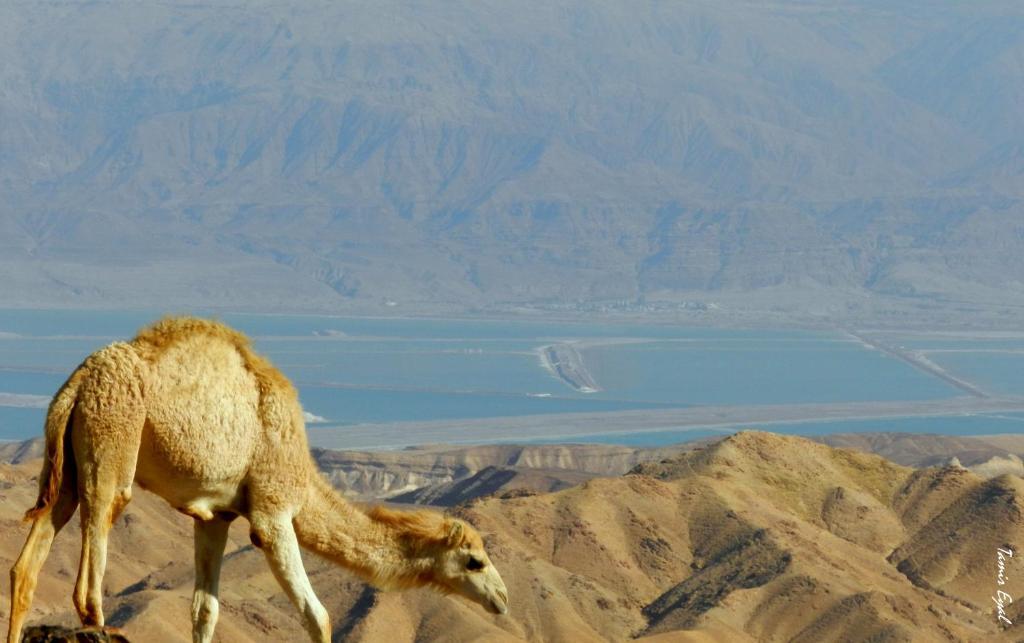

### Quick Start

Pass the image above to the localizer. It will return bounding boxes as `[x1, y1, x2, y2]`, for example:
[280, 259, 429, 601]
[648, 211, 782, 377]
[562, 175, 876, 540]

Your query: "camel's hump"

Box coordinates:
[130, 316, 295, 395]
[131, 316, 253, 353]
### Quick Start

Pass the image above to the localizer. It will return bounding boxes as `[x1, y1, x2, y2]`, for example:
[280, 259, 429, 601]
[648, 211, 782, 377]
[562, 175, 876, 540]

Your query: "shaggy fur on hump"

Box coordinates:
[132, 316, 294, 389]
[132, 316, 300, 427]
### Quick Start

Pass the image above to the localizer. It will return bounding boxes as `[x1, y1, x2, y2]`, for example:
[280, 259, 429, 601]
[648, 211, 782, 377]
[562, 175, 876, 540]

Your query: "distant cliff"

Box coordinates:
[2, 2, 1024, 323]
[310, 442, 682, 499]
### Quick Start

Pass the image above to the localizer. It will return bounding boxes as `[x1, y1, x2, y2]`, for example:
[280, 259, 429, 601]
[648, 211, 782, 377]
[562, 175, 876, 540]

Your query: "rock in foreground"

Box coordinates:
[21, 625, 129, 643]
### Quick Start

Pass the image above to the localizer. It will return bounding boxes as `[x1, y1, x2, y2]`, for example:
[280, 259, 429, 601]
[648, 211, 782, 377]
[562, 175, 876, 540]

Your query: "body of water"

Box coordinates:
[0, 309, 1017, 445]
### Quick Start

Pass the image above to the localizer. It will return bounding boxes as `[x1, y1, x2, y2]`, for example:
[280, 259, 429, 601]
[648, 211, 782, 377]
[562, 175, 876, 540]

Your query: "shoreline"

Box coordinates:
[304, 396, 1024, 450]
[7, 403, 1024, 450]
[845, 331, 989, 398]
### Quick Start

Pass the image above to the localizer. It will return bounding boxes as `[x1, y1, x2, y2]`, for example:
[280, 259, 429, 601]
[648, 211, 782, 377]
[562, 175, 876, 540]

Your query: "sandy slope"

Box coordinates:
[1, 432, 1021, 641]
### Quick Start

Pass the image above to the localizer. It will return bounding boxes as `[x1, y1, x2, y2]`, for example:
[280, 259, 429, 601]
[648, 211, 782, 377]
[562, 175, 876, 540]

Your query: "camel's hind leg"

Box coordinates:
[7, 467, 79, 643]
[71, 398, 144, 627]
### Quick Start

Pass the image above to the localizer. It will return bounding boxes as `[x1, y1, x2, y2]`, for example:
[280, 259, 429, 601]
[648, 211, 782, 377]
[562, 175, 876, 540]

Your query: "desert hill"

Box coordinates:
[1, 431, 1021, 641]
[5, 432, 1017, 502]
[0, 439, 44, 465]
[312, 432, 1024, 505]
[815, 432, 1024, 471]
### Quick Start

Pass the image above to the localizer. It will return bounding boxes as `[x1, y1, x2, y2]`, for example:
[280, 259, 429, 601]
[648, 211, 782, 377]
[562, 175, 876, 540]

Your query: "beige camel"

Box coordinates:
[7, 317, 509, 643]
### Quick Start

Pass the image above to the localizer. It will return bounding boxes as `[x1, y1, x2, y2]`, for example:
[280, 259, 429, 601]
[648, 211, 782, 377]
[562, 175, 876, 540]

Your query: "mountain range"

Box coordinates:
[2, 431, 1022, 641]
[2, 2, 1024, 323]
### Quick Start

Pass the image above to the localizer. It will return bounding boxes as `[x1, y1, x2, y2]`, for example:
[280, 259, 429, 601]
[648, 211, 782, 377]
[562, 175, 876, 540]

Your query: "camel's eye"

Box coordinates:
[466, 557, 485, 571]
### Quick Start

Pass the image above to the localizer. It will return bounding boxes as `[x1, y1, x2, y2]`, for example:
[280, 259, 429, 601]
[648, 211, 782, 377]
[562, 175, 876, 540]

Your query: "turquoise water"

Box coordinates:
[858, 330, 1024, 399]
[924, 352, 1024, 397]
[298, 386, 659, 426]
[262, 342, 551, 395]
[0, 309, 1018, 444]
[0, 370, 67, 395]
[584, 338, 955, 405]
[0, 310, 158, 338]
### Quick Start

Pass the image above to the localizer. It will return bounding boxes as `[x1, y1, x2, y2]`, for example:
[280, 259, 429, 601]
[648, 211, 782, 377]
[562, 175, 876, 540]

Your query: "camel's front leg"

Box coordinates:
[192, 518, 232, 643]
[251, 516, 330, 643]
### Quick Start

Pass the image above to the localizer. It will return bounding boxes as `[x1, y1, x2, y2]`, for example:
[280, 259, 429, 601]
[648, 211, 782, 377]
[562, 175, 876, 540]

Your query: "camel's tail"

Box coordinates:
[23, 367, 88, 523]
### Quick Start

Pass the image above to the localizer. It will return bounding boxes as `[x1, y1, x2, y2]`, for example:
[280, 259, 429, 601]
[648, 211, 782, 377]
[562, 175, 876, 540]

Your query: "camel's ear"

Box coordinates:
[446, 520, 464, 547]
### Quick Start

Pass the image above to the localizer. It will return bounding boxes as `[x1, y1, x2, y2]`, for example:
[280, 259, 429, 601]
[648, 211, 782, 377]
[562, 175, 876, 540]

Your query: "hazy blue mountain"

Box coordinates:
[2, 1, 1023, 320]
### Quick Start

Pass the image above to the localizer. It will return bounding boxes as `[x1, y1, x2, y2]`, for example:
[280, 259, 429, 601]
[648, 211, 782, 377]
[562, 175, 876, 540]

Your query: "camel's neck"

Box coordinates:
[292, 475, 434, 588]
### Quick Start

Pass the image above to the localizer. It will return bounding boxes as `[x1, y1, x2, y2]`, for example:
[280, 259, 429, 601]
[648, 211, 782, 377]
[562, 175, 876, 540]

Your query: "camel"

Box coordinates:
[7, 317, 509, 643]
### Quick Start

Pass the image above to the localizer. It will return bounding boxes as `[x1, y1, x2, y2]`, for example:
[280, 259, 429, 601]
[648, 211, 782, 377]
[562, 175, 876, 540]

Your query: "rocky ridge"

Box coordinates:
[1, 431, 1021, 641]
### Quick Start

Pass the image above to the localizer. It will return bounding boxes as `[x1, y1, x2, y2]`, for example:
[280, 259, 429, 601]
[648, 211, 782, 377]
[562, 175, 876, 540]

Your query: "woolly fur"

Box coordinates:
[9, 317, 505, 643]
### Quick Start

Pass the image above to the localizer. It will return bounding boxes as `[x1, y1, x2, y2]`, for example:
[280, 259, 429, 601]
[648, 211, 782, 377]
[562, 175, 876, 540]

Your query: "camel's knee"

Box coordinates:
[10, 557, 36, 600]
[10, 563, 31, 614]
[191, 590, 219, 632]
[11, 552, 28, 587]
[192, 596, 218, 623]
[9, 520, 57, 625]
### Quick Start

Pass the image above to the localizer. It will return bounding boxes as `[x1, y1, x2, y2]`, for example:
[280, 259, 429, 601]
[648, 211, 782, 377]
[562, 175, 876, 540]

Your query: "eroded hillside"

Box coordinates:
[1, 432, 1021, 641]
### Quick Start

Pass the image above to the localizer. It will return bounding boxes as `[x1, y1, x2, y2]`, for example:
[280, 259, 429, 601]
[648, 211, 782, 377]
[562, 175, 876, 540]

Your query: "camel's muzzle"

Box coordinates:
[482, 568, 509, 615]
[488, 588, 509, 615]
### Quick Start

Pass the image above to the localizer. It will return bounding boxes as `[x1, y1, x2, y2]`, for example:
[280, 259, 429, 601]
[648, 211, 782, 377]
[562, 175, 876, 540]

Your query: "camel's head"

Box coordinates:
[430, 519, 509, 615]
[365, 506, 509, 614]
